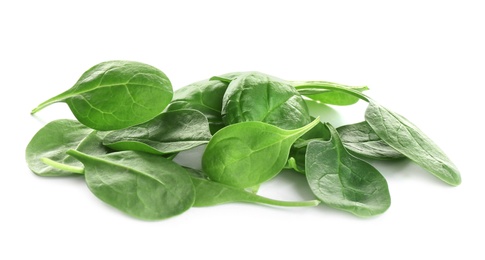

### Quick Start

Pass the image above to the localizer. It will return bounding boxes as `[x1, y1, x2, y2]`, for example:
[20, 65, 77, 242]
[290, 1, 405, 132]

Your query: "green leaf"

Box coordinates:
[165, 79, 230, 134]
[103, 109, 212, 155]
[292, 81, 369, 105]
[222, 72, 311, 130]
[186, 169, 319, 207]
[202, 117, 320, 188]
[67, 150, 195, 220]
[305, 123, 391, 217]
[25, 119, 109, 176]
[337, 121, 405, 160]
[31, 60, 173, 130]
[365, 100, 461, 186]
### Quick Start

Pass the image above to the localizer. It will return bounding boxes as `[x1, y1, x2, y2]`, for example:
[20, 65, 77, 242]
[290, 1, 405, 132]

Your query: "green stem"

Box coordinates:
[31, 95, 64, 114]
[292, 81, 370, 102]
[41, 157, 84, 174]
[247, 193, 320, 207]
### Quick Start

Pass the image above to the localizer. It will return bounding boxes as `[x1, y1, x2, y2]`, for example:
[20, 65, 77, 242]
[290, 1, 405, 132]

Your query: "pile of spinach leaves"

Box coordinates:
[26, 60, 461, 220]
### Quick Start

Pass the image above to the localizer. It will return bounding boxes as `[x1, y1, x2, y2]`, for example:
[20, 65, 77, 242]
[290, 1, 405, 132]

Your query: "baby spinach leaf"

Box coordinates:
[103, 109, 212, 155]
[186, 168, 319, 207]
[337, 121, 405, 160]
[222, 72, 311, 130]
[67, 150, 195, 220]
[365, 100, 461, 186]
[165, 79, 229, 134]
[292, 81, 369, 105]
[202, 117, 320, 188]
[25, 119, 109, 176]
[305, 123, 391, 217]
[31, 60, 173, 131]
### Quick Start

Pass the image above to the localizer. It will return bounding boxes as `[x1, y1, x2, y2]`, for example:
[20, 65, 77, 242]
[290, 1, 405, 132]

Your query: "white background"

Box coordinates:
[1, 0, 484, 259]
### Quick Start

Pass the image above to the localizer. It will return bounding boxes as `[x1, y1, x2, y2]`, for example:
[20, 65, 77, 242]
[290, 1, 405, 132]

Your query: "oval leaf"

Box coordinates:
[202, 117, 320, 188]
[365, 100, 461, 186]
[103, 109, 212, 155]
[337, 121, 405, 160]
[305, 123, 391, 217]
[31, 60, 173, 130]
[222, 72, 311, 130]
[67, 150, 195, 220]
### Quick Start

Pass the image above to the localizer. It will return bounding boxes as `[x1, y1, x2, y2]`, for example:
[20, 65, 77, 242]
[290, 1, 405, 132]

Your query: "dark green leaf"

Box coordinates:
[31, 60, 173, 130]
[103, 109, 212, 155]
[337, 121, 405, 160]
[222, 72, 311, 130]
[365, 100, 461, 186]
[67, 150, 195, 220]
[305, 123, 391, 217]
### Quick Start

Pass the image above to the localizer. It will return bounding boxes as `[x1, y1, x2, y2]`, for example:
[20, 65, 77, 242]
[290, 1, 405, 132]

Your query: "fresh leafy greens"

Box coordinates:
[337, 121, 404, 160]
[305, 123, 391, 217]
[31, 60, 173, 131]
[25, 119, 109, 176]
[67, 150, 195, 220]
[222, 72, 311, 130]
[25, 61, 460, 220]
[103, 109, 211, 155]
[365, 100, 461, 186]
[202, 117, 320, 188]
[165, 79, 231, 134]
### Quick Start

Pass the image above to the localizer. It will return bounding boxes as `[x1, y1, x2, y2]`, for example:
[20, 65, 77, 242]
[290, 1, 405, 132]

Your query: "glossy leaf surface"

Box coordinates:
[305, 123, 391, 217]
[202, 117, 319, 188]
[31, 60, 173, 130]
[222, 72, 311, 130]
[365, 100, 461, 186]
[67, 150, 195, 220]
[103, 109, 211, 155]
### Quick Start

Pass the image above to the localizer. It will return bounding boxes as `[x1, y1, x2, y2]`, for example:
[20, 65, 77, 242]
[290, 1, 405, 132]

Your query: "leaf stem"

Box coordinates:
[41, 157, 84, 174]
[31, 95, 64, 114]
[250, 194, 320, 207]
[292, 81, 370, 102]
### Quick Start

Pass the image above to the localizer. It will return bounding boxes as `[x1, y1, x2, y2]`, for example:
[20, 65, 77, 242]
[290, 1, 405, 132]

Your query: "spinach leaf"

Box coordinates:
[337, 121, 405, 160]
[31, 60, 173, 131]
[202, 117, 320, 188]
[365, 100, 461, 186]
[103, 109, 211, 155]
[25, 119, 109, 176]
[292, 81, 369, 105]
[305, 123, 391, 217]
[165, 79, 229, 134]
[222, 72, 311, 130]
[67, 150, 195, 220]
[187, 169, 319, 207]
